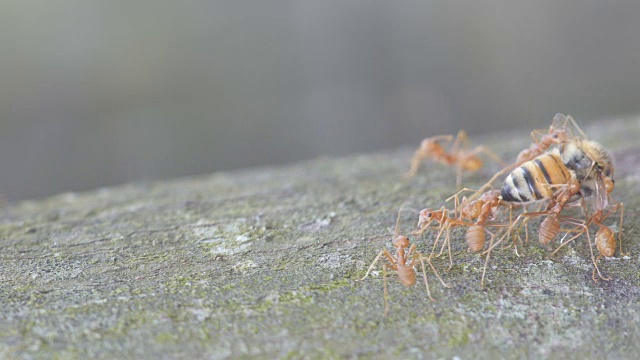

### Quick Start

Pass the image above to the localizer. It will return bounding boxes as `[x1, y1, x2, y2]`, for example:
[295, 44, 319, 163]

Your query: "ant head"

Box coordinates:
[417, 208, 435, 228]
[551, 130, 570, 143]
[481, 190, 500, 200]
[393, 235, 410, 249]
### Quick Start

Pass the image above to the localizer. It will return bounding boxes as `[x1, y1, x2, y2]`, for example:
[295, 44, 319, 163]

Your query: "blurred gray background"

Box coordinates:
[2, 1, 640, 201]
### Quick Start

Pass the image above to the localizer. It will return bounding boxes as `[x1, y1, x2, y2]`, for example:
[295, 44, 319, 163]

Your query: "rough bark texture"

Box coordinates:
[1, 117, 640, 359]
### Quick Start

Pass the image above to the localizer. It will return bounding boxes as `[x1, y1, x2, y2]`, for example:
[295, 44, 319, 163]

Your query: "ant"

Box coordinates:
[414, 206, 474, 269]
[549, 200, 624, 281]
[406, 130, 504, 189]
[590, 203, 625, 281]
[416, 188, 510, 286]
[456, 189, 511, 286]
[360, 208, 448, 316]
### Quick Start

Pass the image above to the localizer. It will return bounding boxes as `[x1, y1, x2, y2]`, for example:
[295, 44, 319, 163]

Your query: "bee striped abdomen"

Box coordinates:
[501, 153, 571, 203]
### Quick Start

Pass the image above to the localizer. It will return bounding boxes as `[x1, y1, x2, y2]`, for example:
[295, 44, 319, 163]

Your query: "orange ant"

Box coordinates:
[448, 189, 508, 252]
[416, 188, 510, 285]
[415, 188, 500, 262]
[414, 206, 472, 268]
[360, 208, 448, 316]
[591, 204, 625, 272]
[550, 200, 624, 281]
[457, 189, 512, 286]
[406, 130, 504, 189]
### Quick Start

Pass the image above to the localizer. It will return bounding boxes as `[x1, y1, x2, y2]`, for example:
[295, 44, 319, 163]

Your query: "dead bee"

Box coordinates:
[500, 150, 579, 203]
[471, 114, 576, 199]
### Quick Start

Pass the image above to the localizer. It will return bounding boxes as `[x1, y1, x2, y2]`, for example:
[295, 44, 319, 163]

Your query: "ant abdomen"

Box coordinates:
[539, 215, 560, 245]
[466, 225, 485, 252]
[396, 266, 417, 287]
[596, 226, 616, 257]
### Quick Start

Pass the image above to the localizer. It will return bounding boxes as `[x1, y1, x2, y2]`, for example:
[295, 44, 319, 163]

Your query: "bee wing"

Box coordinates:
[593, 170, 609, 211]
[551, 113, 567, 129]
[551, 113, 587, 140]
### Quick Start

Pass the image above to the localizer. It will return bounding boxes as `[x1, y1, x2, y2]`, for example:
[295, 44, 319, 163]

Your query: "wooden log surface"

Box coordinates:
[1, 116, 640, 358]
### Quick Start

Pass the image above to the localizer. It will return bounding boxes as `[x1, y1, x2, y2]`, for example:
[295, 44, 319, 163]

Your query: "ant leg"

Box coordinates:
[454, 196, 461, 219]
[361, 249, 396, 281]
[529, 128, 549, 146]
[481, 229, 496, 287]
[446, 188, 479, 204]
[426, 135, 456, 143]
[406, 152, 424, 177]
[470, 146, 506, 166]
[361, 250, 385, 281]
[415, 252, 434, 302]
[452, 130, 470, 190]
[592, 255, 602, 282]
[425, 255, 450, 288]
[584, 226, 610, 282]
[383, 263, 390, 317]
[483, 228, 507, 255]
[521, 202, 549, 245]
[434, 225, 453, 267]
[456, 164, 464, 190]
[618, 203, 627, 256]
[512, 210, 554, 250]
[446, 189, 478, 219]
[429, 225, 448, 259]
[437, 227, 450, 257]
[405, 243, 417, 260]
[446, 226, 453, 269]
[451, 130, 469, 154]
[486, 213, 523, 255]
[507, 205, 521, 256]
[551, 223, 587, 256]
[591, 255, 608, 283]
